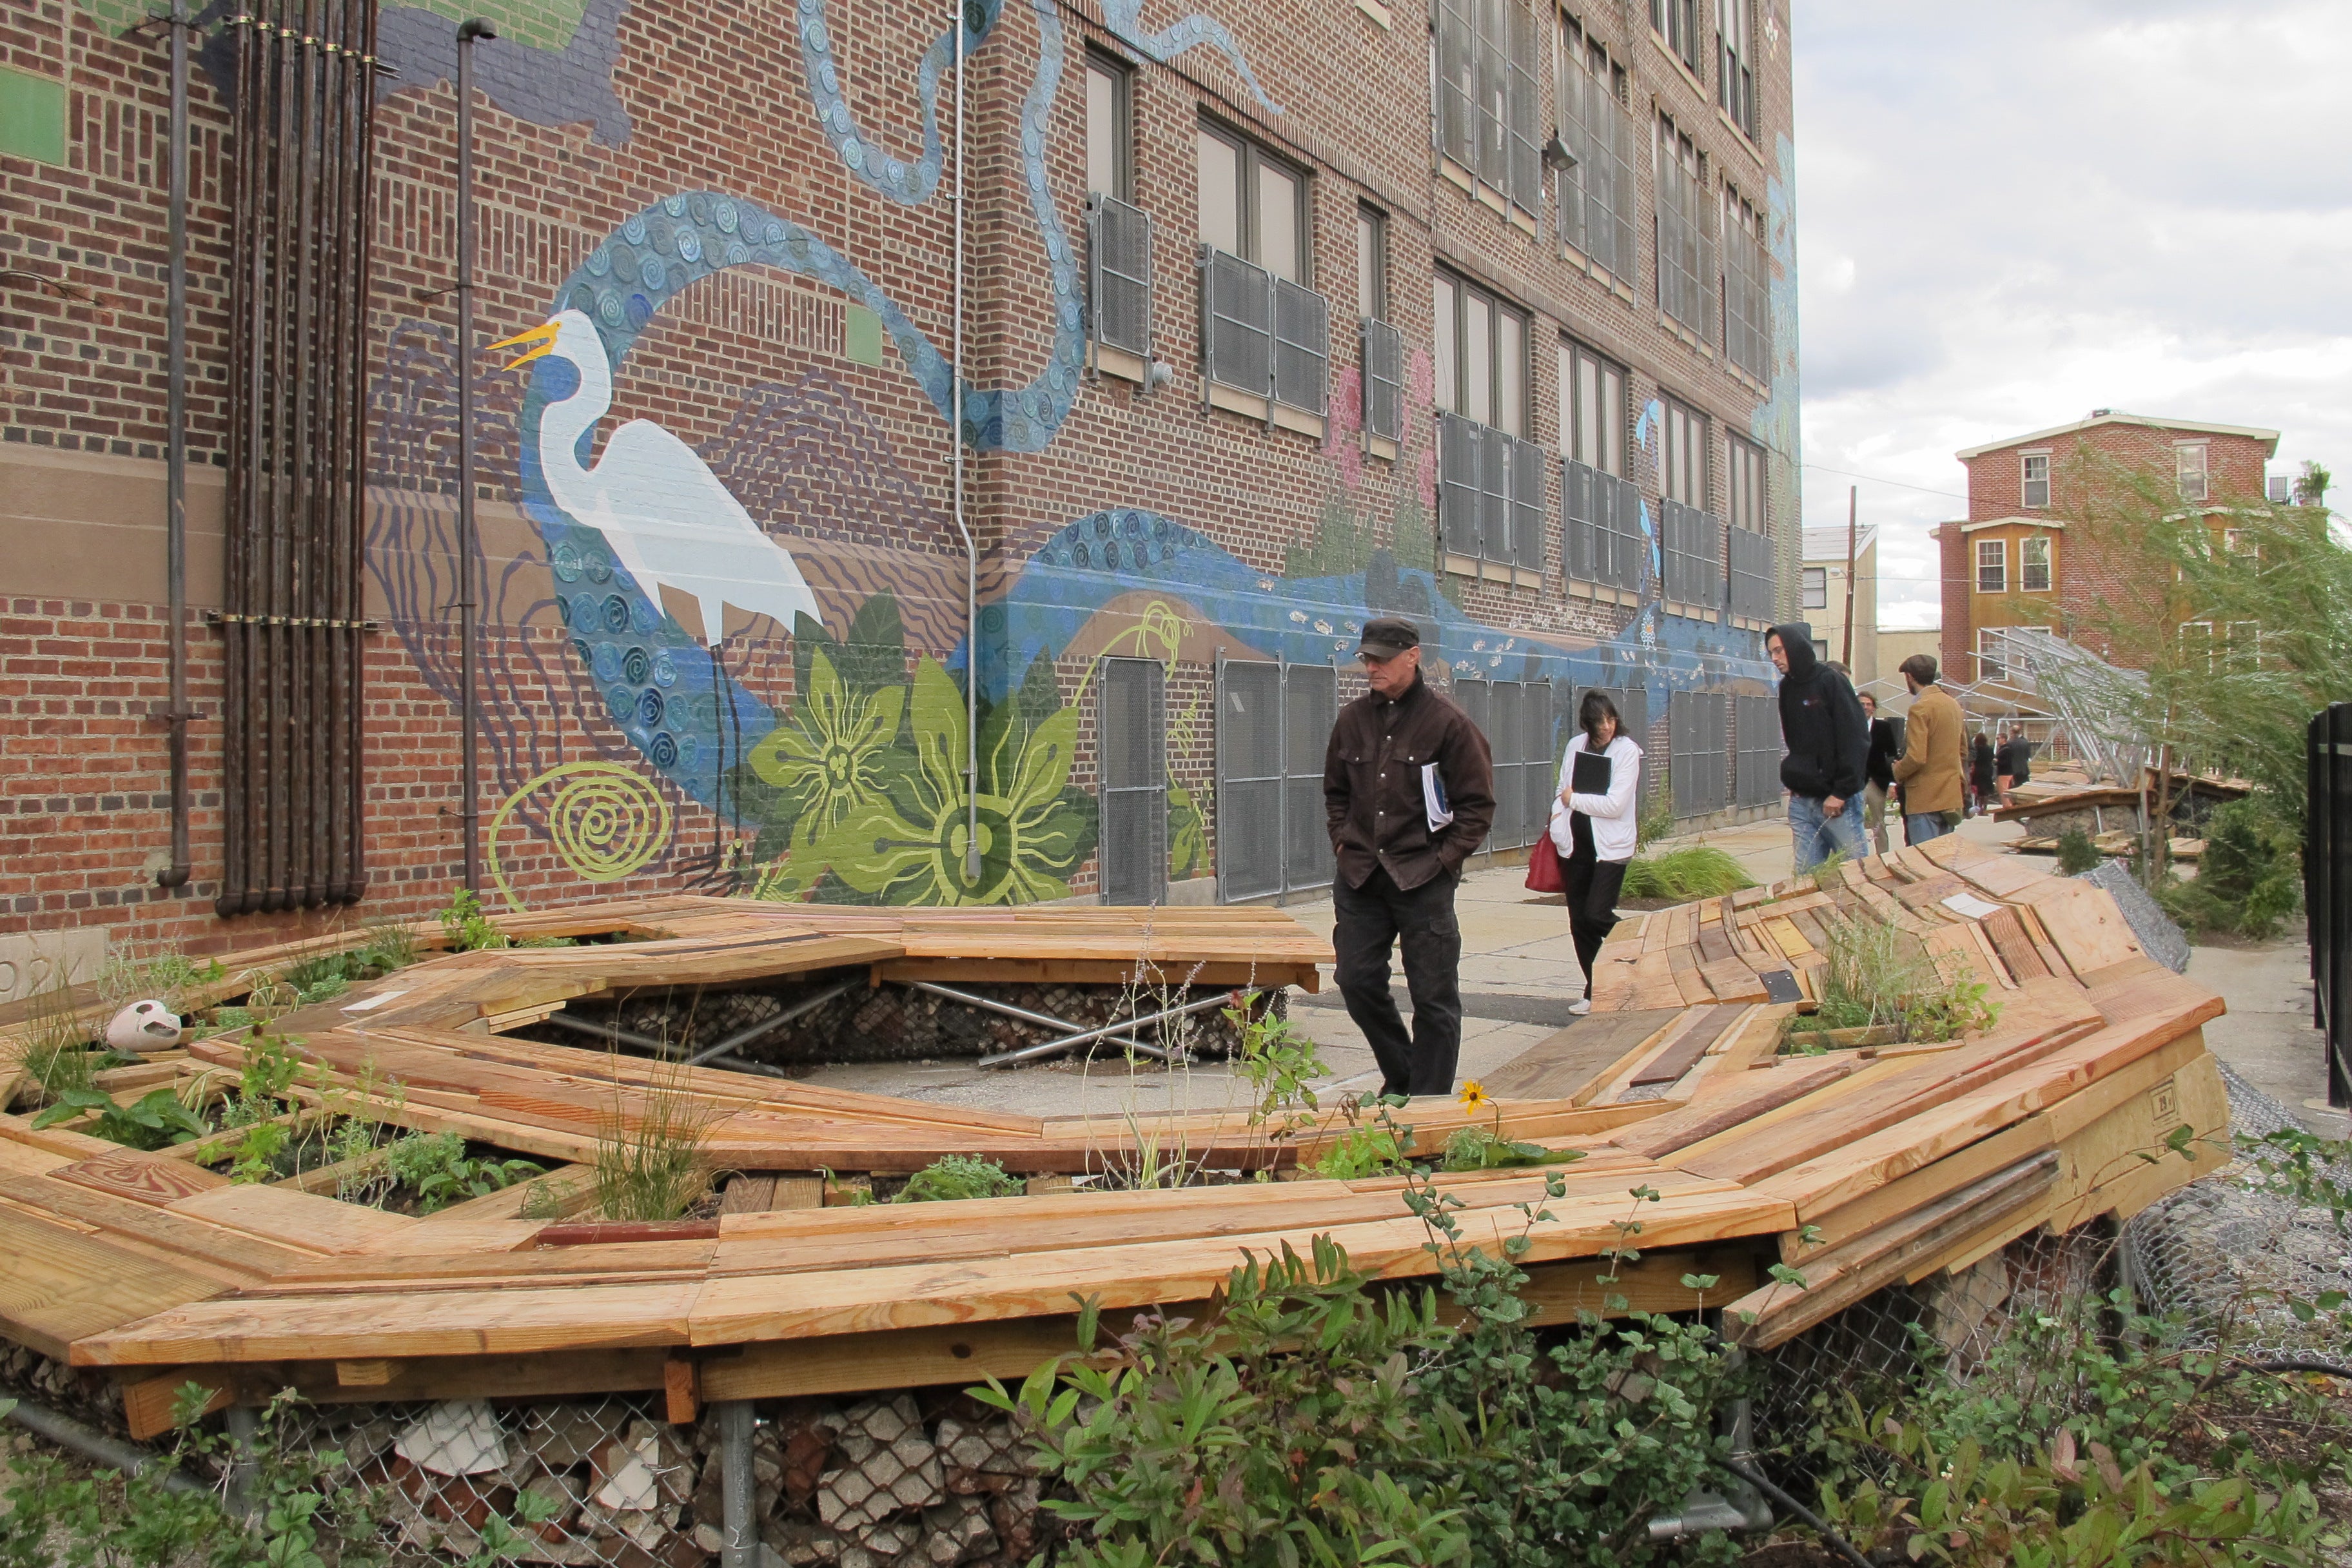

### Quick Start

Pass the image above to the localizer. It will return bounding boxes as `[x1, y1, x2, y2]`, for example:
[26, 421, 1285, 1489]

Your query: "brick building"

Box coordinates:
[1, 0, 1799, 961]
[1939, 411, 2278, 687]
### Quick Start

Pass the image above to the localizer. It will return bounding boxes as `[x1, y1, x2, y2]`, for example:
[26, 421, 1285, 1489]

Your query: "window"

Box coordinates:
[1975, 538, 2006, 594]
[1357, 207, 1402, 444]
[1433, 270, 1529, 437]
[2021, 534, 2052, 593]
[1196, 122, 1306, 282]
[1725, 434, 1766, 534]
[2223, 527, 2248, 554]
[2177, 442, 2210, 503]
[1652, 0, 1701, 73]
[1721, 186, 1770, 380]
[1084, 52, 1132, 202]
[2021, 452, 2050, 509]
[1801, 566, 1827, 609]
[1556, 20, 1636, 279]
[1654, 117, 1716, 341]
[1556, 338, 1627, 476]
[1718, 0, 1755, 135]
[1433, 0, 1541, 213]
[1355, 205, 1386, 321]
[1660, 395, 1707, 505]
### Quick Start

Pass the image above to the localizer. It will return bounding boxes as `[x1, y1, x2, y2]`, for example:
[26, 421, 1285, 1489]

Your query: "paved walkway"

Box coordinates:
[800, 809, 2340, 1135]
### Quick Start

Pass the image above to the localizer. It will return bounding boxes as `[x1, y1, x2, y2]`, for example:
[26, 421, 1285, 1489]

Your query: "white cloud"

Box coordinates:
[1792, 0, 2352, 629]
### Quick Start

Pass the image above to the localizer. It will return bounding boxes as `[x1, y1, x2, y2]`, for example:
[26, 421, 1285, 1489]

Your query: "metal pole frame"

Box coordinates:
[455, 17, 496, 895]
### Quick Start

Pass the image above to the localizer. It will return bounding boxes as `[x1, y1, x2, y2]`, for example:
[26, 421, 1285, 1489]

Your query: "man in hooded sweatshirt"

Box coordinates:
[1766, 623, 1870, 873]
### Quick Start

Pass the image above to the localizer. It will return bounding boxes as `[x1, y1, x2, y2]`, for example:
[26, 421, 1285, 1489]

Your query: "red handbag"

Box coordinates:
[1525, 834, 1564, 893]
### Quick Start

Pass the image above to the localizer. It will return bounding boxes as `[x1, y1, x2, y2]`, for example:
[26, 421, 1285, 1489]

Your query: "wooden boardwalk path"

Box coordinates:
[0, 840, 2230, 1432]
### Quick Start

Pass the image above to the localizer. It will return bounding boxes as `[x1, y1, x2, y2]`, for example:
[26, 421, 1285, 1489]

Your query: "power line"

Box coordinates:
[1801, 462, 1968, 502]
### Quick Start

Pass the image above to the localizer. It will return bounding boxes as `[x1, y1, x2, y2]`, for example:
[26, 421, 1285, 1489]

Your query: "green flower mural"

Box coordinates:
[745, 646, 906, 848]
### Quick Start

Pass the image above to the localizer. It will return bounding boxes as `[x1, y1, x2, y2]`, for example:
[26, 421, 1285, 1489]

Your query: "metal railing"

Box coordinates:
[2311, 702, 2352, 1107]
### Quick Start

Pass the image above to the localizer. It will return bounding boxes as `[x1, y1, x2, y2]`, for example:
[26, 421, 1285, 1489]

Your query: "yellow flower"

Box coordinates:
[1457, 1080, 1491, 1111]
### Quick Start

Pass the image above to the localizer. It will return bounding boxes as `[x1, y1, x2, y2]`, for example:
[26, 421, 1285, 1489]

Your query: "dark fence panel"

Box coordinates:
[2313, 703, 2352, 1106]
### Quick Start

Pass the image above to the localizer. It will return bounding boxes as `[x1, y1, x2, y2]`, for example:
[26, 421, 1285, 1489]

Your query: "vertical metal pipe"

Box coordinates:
[157, 0, 191, 891]
[289, 0, 324, 908]
[316, 0, 353, 904]
[454, 17, 496, 896]
[346, 0, 380, 904]
[264, 0, 299, 912]
[717, 1400, 755, 1568]
[951, 0, 977, 885]
[215, 1, 263, 917]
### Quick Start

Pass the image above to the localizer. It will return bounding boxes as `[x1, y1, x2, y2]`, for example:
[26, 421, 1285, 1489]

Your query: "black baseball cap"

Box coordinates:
[1357, 617, 1420, 660]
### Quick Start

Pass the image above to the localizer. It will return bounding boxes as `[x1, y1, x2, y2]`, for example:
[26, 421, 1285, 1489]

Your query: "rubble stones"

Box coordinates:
[935, 1416, 1028, 1495]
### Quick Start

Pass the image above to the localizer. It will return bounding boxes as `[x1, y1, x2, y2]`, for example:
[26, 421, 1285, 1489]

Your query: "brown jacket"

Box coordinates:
[1891, 681, 1966, 816]
[1323, 673, 1495, 890]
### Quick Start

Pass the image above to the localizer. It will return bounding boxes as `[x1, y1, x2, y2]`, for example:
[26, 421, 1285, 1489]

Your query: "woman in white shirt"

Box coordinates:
[1551, 690, 1643, 1016]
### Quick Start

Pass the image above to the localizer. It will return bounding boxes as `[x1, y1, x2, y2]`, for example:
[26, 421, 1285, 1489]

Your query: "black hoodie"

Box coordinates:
[1769, 623, 1868, 801]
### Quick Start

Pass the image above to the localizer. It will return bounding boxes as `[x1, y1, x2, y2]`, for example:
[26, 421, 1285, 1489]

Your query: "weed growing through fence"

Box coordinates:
[894, 1153, 1024, 1203]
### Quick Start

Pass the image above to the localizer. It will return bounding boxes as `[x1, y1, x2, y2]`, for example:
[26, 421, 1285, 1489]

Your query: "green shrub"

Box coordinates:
[1809, 913, 1999, 1043]
[2055, 827, 2102, 875]
[1308, 1124, 1407, 1179]
[2168, 798, 2302, 941]
[436, 888, 509, 952]
[29, 1086, 209, 1150]
[894, 1153, 1024, 1203]
[1619, 845, 1756, 901]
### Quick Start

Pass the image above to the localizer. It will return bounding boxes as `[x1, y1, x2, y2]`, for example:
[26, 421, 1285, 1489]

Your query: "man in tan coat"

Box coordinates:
[1890, 653, 1966, 845]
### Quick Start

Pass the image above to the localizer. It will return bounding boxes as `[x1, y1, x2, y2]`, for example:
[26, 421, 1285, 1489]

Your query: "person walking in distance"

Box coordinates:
[1322, 618, 1495, 1099]
[1970, 729, 1998, 818]
[1995, 725, 2032, 807]
[1551, 690, 1641, 1017]
[1890, 653, 1966, 845]
[1860, 691, 1897, 858]
[1767, 623, 1869, 874]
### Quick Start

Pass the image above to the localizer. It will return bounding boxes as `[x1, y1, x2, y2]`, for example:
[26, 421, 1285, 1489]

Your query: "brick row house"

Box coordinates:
[1, 0, 1800, 957]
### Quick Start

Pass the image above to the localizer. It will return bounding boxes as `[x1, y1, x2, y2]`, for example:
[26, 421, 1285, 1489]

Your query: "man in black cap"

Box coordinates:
[1322, 618, 1495, 1099]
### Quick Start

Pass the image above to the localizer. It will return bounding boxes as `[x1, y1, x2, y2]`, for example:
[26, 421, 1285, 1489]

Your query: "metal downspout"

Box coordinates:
[952, 0, 979, 887]
[157, 0, 192, 890]
[454, 17, 496, 895]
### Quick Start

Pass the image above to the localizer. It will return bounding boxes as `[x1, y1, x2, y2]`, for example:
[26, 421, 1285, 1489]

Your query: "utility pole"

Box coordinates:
[1841, 485, 1859, 669]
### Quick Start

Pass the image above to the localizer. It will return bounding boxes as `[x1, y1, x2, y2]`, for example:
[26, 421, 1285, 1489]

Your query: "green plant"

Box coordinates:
[437, 888, 509, 952]
[230, 1119, 292, 1183]
[30, 1085, 210, 1150]
[381, 1130, 543, 1214]
[894, 1153, 1024, 1203]
[589, 1059, 715, 1222]
[1309, 1123, 1407, 1179]
[1810, 849, 1854, 894]
[1620, 845, 1756, 901]
[1810, 912, 1999, 1043]
[351, 919, 422, 977]
[1436, 1122, 1585, 1172]
[2166, 798, 2302, 941]
[1228, 994, 1329, 1146]
[1636, 779, 1676, 849]
[2057, 827, 2103, 876]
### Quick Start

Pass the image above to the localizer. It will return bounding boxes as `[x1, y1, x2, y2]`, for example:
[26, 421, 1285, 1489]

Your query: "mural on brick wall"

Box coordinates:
[365, 0, 1774, 910]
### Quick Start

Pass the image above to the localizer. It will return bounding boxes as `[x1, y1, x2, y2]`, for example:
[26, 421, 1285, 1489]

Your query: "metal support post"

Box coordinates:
[718, 1400, 756, 1568]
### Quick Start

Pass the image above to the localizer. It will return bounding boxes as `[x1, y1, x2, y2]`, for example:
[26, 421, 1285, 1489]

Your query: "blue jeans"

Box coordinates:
[1790, 792, 1868, 873]
[1906, 811, 1956, 846]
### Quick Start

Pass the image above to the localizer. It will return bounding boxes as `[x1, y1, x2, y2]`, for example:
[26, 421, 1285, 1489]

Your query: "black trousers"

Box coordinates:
[1563, 812, 1627, 1001]
[1332, 866, 1462, 1099]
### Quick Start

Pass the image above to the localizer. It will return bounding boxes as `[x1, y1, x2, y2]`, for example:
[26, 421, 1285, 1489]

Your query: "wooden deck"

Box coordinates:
[0, 843, 2231, 1434]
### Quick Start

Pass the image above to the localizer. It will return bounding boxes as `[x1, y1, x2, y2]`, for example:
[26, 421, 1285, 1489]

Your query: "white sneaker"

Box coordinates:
[1569, 997, 1592, 1016]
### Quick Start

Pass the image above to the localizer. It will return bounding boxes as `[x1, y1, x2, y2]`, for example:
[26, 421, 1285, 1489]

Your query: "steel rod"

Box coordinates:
[950, 0, 978, 885]
[974, 990, 1235, 1068]
[544, 1012, 674, 1055]
[908, 979, 1171, 1059]
[681, 979, 859, 1067]
[157, 0, 191, 892]
[718, 1401, 756, 1568]
[454, 17, 495, 896]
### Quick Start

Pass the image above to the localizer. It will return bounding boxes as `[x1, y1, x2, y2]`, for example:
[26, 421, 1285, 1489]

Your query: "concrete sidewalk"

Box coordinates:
[798, 807, 2340, 1136]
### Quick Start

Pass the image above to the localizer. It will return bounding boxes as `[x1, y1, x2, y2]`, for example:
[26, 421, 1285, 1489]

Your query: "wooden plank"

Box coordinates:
[0, 1206, 235, 1361]
[720, 1175, 778, 1216]
[1480, 1010, 1684, 1101]
[1611, 1059, 1859, 1159]
[168, 1184, 419, 1256]
[1631, 1004, 1749, 1086]
[50, 1148, 230, 1206]
[0, 1172, 305, 1279]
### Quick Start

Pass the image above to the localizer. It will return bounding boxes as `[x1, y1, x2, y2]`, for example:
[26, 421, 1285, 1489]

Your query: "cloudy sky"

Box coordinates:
[1792, 0, 2352, 628]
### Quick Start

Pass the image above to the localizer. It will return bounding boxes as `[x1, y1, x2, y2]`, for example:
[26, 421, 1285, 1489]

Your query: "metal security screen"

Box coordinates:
[1456, 676, 1554, 852]
[1734, 692, 1779, 808]
[1088, 195, 1153, 358]
[1217, 657, 1338, 902]
[1098, 658, 1167, 905]
[1661, 498, 1723, 614]
[1362, 319, 1404, 441]
[1439, 413, 1543, 571]
[1201, 247, 1272, 398]
[1670, 690, 1729, 818]
[1729, 525, 1774, 623]
[1565, 459, 1646, 594]
[1272, 279, 1329, 416]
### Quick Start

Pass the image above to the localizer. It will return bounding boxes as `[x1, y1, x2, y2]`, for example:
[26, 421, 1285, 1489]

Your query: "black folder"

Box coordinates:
[1571, 749, 1612, 796]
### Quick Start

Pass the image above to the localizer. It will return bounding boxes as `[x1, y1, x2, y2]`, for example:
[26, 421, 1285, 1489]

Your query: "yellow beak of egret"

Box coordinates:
[487, 319, 562, 371]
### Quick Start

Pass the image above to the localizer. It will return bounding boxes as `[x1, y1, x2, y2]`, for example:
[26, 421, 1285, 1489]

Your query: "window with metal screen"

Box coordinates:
[1088, 195, 1153, 359]
[1563, 460, 1645, 594]
[1728, 525, 1772, 622]
[1282, 664, 1337, 894]
[1215, 660, 1283, 901]
[1202, 248, 1272, 398]
[1654, 117, 1717, 344]
[1661, 498, 1723, 613]
[1669, 690, 1729, 817]
[1439, 411, 1543, 571]
[1099, 657, 1168, 905]
[1556, 23, 1636, 279]
[1362, 319, 1404, 442]
[1272, 278, 1329, 416]
[1734, 692, 1779, 807]
[1723, 188, 1770, 380]
[1718, 0, 1755, 138]
[1435, 0, 1540, 213]
[1455, 676, 1554, 852]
